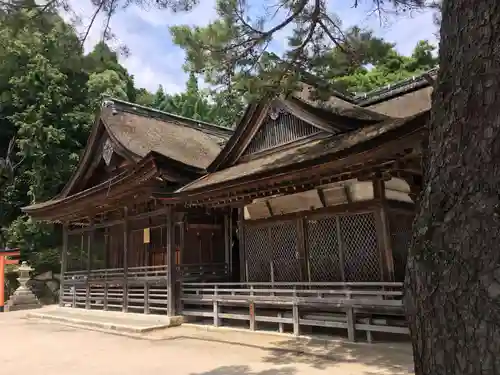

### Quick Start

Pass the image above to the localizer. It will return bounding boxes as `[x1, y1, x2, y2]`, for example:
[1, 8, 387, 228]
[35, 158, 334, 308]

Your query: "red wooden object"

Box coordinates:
[0, 249, 20, 312]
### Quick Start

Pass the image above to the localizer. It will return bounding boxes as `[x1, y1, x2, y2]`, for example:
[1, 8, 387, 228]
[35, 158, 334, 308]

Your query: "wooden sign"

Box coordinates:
[0, 248, 20, 312]
[143, 228, 150, 244]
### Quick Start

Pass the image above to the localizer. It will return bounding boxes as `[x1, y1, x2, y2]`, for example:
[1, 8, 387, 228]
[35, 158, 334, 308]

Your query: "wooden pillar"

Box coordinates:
[166, 206, 177, 316]
[86, 220, 94, 310]
[122, 207, 129, 312]
[59, 223, 69, 307]
[373, 178, 394, 281]
[238, 206, 246, 283]
[224, 212, 230, 269]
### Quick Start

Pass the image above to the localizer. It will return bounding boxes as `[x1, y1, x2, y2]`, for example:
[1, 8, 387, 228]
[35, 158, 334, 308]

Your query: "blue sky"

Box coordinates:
[65, 0, 438, 94]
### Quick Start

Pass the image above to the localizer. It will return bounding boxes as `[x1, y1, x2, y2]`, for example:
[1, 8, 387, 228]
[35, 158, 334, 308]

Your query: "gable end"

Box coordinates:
[242, 110, 324, 157]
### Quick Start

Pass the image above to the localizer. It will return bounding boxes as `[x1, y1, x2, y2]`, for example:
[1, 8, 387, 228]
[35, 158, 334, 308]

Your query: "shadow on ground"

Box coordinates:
[260, 337, 413, 374]
[189, 365, 297, 375]
[157, 331, 413, 375]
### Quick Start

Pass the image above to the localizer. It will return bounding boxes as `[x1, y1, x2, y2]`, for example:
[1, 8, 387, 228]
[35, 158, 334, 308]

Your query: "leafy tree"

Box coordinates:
[149, 72, 237, 127]
[84, 42, 137, 102]
[0, 6, 137, 272]
[152, 85, 167, 108]
[87, 69, 129, 105]
[135, 88, 155, 107]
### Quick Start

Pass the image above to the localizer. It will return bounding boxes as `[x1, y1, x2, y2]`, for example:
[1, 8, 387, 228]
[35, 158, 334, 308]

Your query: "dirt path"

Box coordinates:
[0, 310, 414, 375]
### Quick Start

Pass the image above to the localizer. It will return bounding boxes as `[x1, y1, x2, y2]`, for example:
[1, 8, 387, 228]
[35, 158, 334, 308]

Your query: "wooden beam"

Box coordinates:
[265, 200, 274, 216]
[59, 223, 69, 306]
[166, 206, 177, 316]
[86, 220, 94, 310]
[316, 188, 327, 207]
[238, 206, 246, 283]
[122, 207, 129, 313]
[372, 178, 394, 282]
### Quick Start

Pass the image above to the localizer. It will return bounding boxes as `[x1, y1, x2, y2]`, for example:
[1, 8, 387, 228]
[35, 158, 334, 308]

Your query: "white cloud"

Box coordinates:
[61, 0, 438, 95]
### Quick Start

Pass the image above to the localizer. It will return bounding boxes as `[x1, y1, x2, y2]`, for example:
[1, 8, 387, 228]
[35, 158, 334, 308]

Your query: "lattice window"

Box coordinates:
[306, 217, 342, 281]
[245, 226, 272, 281]
[388, 211, 414, 282]
[269, 221, 301, 282]
[339, 213, 381, 282]
[67, 232, 88, 271]
[242, 112, 321, 156]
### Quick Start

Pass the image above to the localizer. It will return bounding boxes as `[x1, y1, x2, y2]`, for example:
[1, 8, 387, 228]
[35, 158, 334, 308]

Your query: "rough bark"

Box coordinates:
[404, 0, 500, 374]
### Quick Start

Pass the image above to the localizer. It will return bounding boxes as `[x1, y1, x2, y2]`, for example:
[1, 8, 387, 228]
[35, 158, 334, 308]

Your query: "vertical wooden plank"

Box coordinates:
[335, 216, 346, 282]
[249, 301, 256, 331]
[103, 282, 108, 311]
[144, 225, 150, 314]
[365, 317, 373, 343]
[292, 287, 300, 336]
[166, 205, 177, 316]
[238, 206, 246, 283]
[59, 223, 69, 307]
[86, 221, 94, 310]
[179, 220, 185, 265]
[224, 213, 230, 270]
[346, 307, 356, 342]
[123, 207, 129, 313]
[373, 178, 395, 282]
[228, 208, 233, 276]
[277, 312, 284, 333]
[292, 304, 300, 336]
[213, 285, 219, 327]
[144, 280, 150, 314]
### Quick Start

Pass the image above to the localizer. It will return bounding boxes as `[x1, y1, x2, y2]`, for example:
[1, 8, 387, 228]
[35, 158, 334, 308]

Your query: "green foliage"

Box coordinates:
[147, 72, 238, 128]
[0, 6, 138, 272]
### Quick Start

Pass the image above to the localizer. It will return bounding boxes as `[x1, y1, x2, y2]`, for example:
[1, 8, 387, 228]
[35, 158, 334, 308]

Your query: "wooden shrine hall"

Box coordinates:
[23, 70, 433, 342]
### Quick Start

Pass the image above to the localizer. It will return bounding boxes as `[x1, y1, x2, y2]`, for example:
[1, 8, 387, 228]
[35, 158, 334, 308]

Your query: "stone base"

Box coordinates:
[27, 307, 184, 334]
[5, 287, 42, 312]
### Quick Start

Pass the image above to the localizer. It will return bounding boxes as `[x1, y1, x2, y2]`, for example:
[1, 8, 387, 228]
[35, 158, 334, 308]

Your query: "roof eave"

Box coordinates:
[173, 111, 428, 199]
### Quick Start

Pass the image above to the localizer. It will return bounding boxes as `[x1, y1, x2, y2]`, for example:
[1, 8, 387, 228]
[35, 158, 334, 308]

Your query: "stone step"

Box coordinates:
[26, 307, 183, 334]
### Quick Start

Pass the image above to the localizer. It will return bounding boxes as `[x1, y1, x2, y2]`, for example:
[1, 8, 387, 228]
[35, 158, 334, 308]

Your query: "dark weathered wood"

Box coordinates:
[373, 178, 395, 282]
[59, 223, 69, 307]
[86, 222, 94, 310]
[238, 206, 246, 282]
[144, 281, 150, 314]
[122, 207, 129, 313]
[346, 307, 355, 342]
[103, 282, 108, 311]
[166, 206, 177, 316]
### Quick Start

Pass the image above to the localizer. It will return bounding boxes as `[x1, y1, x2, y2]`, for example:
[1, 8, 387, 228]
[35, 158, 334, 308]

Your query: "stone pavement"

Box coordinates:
[1, 309, 415, 375]
[27, 306, 182, 333]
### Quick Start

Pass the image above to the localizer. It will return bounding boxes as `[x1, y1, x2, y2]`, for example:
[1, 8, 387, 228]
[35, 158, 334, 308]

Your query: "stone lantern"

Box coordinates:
[5, 261, 41, 312]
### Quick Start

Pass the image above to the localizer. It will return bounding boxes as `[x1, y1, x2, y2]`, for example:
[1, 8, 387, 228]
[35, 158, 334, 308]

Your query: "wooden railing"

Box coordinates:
[181, 282, 408, 342]
[61, 263, 228, 314]
[64, 265, 169, 282]
[177, 263, 229, 282]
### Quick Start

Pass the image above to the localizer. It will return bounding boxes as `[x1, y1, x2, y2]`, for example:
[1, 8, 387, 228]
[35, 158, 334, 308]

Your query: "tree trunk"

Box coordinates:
[404, 0, 500, 374]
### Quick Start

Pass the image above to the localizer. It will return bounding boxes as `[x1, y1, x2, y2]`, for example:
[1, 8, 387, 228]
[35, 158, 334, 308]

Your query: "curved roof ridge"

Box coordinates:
[103, 96, 234, 138]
